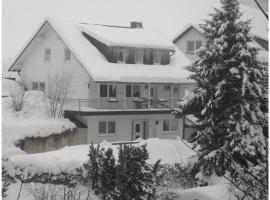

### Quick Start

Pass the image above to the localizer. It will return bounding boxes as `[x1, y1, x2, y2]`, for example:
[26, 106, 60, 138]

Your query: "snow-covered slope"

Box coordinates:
[8, 138, 196, 174]
[3, 90, 75, 157]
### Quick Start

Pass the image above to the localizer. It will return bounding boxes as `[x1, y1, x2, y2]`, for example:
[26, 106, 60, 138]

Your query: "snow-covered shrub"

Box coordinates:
[27, 183, 86, 200]
[159, 163, 196, 190]
[9, 82, 25, 112]
[2, 165, 10, 199]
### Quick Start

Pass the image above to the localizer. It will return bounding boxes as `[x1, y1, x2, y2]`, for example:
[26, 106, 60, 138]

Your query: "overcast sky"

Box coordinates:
[2, 0, 267, 62]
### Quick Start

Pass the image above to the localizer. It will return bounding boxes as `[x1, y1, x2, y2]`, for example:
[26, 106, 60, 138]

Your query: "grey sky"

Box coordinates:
[2, 0, 267, 62]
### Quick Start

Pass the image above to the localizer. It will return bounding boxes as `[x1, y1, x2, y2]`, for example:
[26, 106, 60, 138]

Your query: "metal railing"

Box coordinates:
[63, 97, 182, 112]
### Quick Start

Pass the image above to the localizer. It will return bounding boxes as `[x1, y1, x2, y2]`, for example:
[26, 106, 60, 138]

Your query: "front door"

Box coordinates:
[133, 120, 147, 140]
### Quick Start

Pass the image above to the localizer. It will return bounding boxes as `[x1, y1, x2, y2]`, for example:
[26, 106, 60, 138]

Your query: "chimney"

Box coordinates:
[130, 21, 143, 29]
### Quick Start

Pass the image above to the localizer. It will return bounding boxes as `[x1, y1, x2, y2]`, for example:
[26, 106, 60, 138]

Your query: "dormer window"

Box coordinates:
[117, 49, 125, 63]
[153, 50, 161, 65]
[135, 49, 143, 64]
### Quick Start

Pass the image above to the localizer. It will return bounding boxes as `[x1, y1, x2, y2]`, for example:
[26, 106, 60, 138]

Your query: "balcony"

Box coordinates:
[63, 97, 181, 113]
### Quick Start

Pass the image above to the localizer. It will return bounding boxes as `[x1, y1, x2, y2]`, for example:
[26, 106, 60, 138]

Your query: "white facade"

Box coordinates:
[10, 19, 196, 144]
[174, 26, 206, 62]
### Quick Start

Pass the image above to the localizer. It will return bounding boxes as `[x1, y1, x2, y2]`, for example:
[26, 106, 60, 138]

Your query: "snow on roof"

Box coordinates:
[172, 23, 204, 42]
[80, 23, 175, 50]
[10, 17, 192, 84]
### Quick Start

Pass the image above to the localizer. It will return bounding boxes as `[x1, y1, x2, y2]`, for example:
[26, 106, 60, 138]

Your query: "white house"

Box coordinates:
[9, 18, 196, 144]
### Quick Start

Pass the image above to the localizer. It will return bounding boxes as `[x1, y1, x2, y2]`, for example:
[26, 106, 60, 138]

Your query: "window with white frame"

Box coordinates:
[44, 48, 51, 62]
[135, 49, 143, 64]
[98, 120, 116, 134]
[163, 119, 178, 132]
[32, 81, 46, 91]
[64, 48, 71, 61]
[126, 85, 140, 97]
[100, 84, 117, 97]
[186, 40, 202, 54]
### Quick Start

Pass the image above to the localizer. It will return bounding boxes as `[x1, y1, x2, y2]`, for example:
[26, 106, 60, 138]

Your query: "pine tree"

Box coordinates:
[100, 148, 116, 200]
[2, 165, 10, 199]
[179, 0, 268, 199]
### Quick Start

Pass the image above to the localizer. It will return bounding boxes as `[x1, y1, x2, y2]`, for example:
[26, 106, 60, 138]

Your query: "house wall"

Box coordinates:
[76, 114, 185, 143]
[19, 24, 90, 100]
[174, 27, 206, 62]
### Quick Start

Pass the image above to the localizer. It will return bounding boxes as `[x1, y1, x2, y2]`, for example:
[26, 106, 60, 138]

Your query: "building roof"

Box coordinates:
[9, 18, 193, 84]
[172, 23, 203, 43]
[80, 23, 175, 50]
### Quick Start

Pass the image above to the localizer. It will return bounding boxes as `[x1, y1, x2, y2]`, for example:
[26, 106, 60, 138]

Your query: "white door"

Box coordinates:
[133, 120, 143, 140]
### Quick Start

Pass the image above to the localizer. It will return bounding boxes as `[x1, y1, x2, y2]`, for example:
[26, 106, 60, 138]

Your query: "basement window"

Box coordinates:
[32, 81, 46, 91]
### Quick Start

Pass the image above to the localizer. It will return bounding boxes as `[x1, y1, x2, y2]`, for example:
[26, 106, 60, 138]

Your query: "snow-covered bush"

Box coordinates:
[159, 163, 196, 190]
[2, 165, 10, 199]
[9, 82, 25, 112]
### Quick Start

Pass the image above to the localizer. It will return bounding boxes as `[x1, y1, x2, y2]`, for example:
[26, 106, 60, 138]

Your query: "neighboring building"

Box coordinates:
[172, 23, 268, 63]
[9, 18, 195, 143]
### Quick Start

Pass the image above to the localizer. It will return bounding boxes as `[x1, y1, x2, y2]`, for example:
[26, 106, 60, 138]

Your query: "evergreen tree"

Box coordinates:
[179, 0, 268, 198]
[100, 148, 116, 200]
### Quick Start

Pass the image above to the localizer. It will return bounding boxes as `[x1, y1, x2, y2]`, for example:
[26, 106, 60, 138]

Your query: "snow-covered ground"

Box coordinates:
[3, 89, 75, 157]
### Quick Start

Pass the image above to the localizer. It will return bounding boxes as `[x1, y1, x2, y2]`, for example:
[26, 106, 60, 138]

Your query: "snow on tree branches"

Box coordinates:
[178, 0, 268, 199]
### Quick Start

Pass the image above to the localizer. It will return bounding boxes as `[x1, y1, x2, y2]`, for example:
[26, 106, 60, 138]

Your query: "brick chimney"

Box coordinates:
[130, 21, 143, 28]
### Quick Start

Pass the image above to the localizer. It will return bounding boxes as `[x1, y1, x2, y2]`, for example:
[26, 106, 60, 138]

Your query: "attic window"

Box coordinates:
[117, 49, 125, 63]
[153, 50, 161, 64]
[186, 40, 202, 54]
[135, 49, 143, 64]
[44, 48, 51, 62]
[64, 48, 71, 61]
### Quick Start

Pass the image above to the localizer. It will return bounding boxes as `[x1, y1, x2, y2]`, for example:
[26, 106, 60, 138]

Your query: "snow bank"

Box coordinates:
[3, 90, 75, 157]
[8, 138, 196, 174]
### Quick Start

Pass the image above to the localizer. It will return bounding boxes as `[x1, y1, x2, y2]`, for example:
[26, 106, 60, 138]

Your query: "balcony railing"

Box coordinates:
[63, 97, 181, 112]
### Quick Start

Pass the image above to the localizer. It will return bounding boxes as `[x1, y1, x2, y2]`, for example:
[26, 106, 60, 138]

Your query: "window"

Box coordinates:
[109, 85, 116, 97]
[32, 82, 46, 91]
[153, 50, 161, 64]
[64, 48, 71, 61]
[117, 49, 125, 63]
[163, 119, 178, 132]
[32, 82, 39, 90]
[135, 49, 143, 64]
[186, 40, 202, 54]
[44, 48, 51, 62]
[108, 121, 116, 134]
[99, 121, 116, 134]
[126, 85, 140, 97]
[100, 84, 117, 97]
[99, 121, 107, 134]
[173, 86, 179, 98]
[100, 84, 108, 97]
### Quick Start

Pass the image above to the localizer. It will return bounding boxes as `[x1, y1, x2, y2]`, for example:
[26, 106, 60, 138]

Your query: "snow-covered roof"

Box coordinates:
[80, 23, 175, 50]
[172, 23, 204, 42]
[9, 18, 192, 84]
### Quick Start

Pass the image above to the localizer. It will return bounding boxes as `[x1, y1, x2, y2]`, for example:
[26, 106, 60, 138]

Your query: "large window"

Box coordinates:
[32, 81, 46, 91]
[163, 119, 178, 132]
[44, 48, 51, 62]
[126, 85, 140, 97]
[186, 40, 202, 54]
[98, 120, 116, 134]
[100, 84, 117, 97]
[64, 48, 71, 61]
